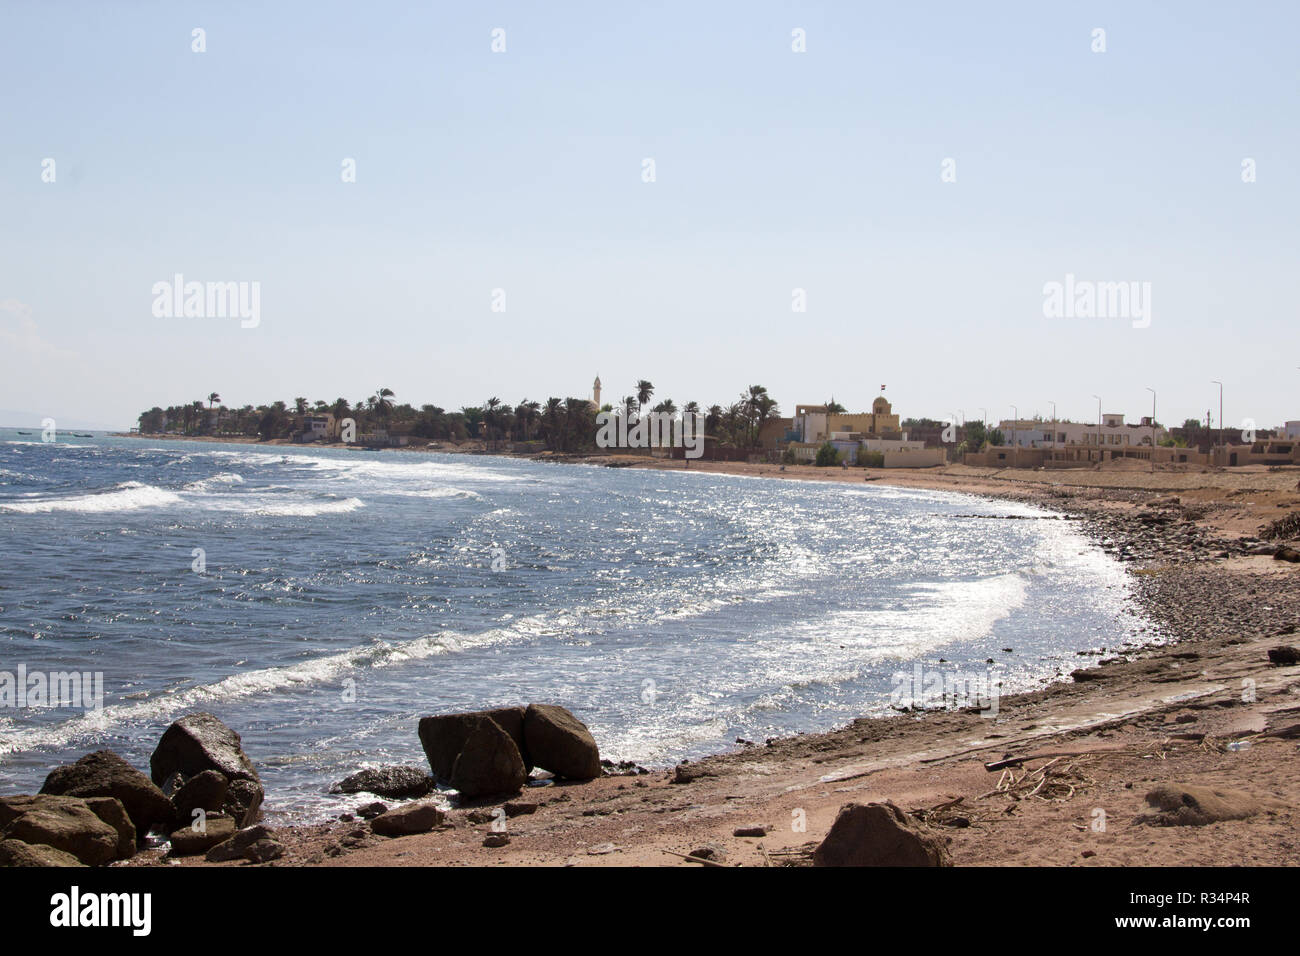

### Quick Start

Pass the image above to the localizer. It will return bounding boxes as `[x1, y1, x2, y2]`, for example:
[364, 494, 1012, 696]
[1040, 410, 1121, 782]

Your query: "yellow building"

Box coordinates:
[795, 396, 901, 442]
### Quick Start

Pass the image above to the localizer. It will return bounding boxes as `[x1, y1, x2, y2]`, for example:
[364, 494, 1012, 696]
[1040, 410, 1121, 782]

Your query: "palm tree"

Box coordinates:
[374, 387, 395, 422]
[207, 392, 221, 409]
[825, 398, 846, 414]
[652, 398, 677, 416]
[294, 397, 308, 415]
[635, 380, 654, 411]
[622, 396, 638, 421]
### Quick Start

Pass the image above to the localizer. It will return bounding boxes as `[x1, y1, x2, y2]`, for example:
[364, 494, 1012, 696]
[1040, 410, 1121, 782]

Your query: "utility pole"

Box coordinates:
[1048, 400, 1057, 455]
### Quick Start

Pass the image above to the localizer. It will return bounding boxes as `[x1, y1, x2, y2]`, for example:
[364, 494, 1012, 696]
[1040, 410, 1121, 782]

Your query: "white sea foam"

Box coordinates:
[0, 481, 183, 514]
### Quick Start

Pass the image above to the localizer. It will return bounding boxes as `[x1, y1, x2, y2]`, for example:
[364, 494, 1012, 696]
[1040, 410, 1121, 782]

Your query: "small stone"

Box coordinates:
[483, 833, 510, 848]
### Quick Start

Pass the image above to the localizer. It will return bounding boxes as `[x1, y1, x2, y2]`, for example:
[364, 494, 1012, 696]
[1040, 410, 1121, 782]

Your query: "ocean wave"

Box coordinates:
[182, 472, 245, 492]
[0, 481, 183, 514]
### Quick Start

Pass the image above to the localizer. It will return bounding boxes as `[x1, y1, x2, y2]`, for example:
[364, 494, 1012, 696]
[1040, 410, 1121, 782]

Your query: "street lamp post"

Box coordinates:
[1092, 394, 1102, 463]
[1211, 380, 1223, 466]
[1010, 404, 1018, 468]
[1145, 387, 1156, 473]
[1048, 401, 1057, 454]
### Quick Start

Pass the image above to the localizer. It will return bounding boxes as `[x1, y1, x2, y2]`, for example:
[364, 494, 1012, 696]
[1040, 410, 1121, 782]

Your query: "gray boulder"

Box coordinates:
[330, 765, 437, 799]
[40, 750, 173, 839]
[524, 704, 601, 780]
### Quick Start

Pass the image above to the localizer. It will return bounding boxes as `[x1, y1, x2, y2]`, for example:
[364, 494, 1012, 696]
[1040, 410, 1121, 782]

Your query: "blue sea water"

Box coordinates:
[0, 431, 1149, 822]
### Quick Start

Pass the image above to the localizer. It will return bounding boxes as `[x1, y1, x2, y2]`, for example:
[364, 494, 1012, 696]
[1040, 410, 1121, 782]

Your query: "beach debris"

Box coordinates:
[149, 713, 264, 826]
[1267, 645, 1300, 666]
[449, 717, 529, 798]
[40, 750, 173, 839]
[733, 824, 768, 837]
[329, 765, 437, 799]
[0, 794, 126, 866]
[168, 815, 236, 856]
[0, 838, 86, 868]
[370, 801, 446, 837]
[523, 703, 602, 781]
[812, 801, 951, 867]
[1134, 783, 1284, 827]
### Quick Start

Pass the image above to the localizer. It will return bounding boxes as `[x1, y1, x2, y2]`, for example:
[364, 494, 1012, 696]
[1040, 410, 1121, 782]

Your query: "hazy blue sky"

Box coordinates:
[2, 1, 1296, 430]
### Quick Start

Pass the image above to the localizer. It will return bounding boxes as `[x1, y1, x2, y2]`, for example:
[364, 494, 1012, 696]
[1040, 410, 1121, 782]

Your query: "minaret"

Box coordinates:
[592, 375, 602, 409]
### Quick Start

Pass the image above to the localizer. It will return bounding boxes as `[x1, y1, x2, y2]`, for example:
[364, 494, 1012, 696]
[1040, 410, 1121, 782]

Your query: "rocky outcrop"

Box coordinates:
[329, 765, 437, 799]
[418, 707, 528, 781]
[417, 703, 601, 796]
[0, 794, 127, 866]
[0, 839, 86, 867]
[150, 713, 264, 826]
[370, 801, 446, 836]
[40, 750, 173, 839]
[1268, 645, 1300, 666]
[168, 816, 236, 856]
[813, 801, 952, 867]
[523, 704, 601, 781]
[449, 717, 528, 798]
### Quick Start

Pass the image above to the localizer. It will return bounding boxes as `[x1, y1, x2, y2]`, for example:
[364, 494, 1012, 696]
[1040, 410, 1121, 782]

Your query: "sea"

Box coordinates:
[0, 430, 1152, 823]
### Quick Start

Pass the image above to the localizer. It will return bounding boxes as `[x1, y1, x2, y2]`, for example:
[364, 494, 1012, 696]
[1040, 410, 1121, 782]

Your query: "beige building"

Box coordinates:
[794, 396, 902, 443]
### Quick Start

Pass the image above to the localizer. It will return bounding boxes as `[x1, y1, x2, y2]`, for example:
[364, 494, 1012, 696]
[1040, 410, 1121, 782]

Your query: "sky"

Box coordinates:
[1, 1, 1297, 431]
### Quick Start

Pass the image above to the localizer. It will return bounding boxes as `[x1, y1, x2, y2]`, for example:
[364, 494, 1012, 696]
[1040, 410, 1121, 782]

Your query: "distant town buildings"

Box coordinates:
[994, 413, 1168, 449]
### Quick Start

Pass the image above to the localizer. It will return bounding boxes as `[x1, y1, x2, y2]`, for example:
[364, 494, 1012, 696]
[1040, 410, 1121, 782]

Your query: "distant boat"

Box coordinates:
[73, 432, 93, 438]
[16, 430, 32, 435]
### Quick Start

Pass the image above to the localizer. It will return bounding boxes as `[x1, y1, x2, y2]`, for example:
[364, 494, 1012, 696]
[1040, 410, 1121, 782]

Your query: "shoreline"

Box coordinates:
[98, 437, 1300, 866]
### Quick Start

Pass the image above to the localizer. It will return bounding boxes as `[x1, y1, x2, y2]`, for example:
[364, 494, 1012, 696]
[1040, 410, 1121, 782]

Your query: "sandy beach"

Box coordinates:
[107, 445, 1300, 867]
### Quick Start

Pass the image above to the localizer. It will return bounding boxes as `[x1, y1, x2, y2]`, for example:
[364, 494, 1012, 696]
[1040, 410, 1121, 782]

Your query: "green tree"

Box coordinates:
[815, 442, 840, 467]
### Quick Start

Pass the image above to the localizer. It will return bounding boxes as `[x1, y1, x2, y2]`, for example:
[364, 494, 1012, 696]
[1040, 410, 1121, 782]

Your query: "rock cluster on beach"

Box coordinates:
[417, 703, 602, 798]
[0, 711, 283, 867]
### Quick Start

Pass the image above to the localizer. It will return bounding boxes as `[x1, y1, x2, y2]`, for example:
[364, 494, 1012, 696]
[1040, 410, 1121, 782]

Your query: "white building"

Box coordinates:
[994, 413, 1167, 449]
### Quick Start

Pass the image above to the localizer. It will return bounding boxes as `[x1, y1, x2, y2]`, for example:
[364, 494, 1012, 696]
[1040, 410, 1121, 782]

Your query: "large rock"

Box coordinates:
[0, 795, 123, 866]
[812, 801, 952, 867]
[82, 796, 136, 860]
[449, 717, 528, 798]
[150, 713, 263, 826]
[171, 770, 229, 828]
[0, 839, 86, 867]
[370, 800, 446, 836]
[330, 765, 437, 799]
[168, 815, 236, 856]
[40, 750, 173, 839]
[418, 707, 528, 780]
[205, 824, 275, 863]
[1136, 784, 1284, 826]
[523, 704, 601, 780]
